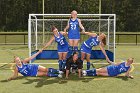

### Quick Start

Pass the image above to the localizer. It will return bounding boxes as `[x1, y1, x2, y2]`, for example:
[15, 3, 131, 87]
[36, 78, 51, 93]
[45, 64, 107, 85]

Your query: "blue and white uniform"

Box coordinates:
[107, 62, 130, 76]
[80, 36, 100, 54]
[54, 32, 69, 52]
[68, 18, 80, 39]
[16, 62, 39, 76]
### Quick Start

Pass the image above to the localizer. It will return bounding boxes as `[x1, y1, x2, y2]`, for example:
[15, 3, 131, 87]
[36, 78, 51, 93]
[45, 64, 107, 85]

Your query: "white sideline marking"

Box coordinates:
[0, 63, 140, 65]
[0, 50, 28, 51]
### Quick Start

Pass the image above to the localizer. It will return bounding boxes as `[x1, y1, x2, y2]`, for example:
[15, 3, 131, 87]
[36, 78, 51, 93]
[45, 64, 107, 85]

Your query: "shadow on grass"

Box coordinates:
[115, 76, 129, 81]
[0, 76, 25, 82]
[21, 75, 94, 88]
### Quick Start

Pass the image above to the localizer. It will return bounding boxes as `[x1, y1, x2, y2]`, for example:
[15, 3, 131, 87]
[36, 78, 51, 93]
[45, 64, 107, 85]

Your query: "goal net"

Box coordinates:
[28, 14, 116, 62]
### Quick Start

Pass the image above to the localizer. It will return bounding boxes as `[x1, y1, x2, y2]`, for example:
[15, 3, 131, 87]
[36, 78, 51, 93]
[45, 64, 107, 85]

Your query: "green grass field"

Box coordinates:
[0, 45, 140, 93]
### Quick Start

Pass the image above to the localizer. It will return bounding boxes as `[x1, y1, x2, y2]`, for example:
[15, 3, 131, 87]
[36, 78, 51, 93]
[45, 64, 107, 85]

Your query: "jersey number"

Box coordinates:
[90, 42, 94, 47]
[71, 24, 76, 30]
[60, 40, 64, 45]
[23, 70, 28, 75]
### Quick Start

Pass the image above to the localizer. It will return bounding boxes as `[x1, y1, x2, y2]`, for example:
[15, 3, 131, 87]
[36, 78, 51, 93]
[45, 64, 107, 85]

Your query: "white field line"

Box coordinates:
[0, 63, 140, 65]
[0, 50, 28, 51]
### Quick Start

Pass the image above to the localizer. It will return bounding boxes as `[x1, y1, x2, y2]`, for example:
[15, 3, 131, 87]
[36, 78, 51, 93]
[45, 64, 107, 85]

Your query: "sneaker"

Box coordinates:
[59, 71, 64, 74]
[58, 74, 62, 78]
[82, 70, 87, 76]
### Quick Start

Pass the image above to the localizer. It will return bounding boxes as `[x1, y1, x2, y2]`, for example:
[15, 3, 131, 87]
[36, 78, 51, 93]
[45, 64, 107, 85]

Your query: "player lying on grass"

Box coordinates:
[81, 31, 112, 70]
[43, 26, 69, 71]
[82, 58, 134, 79]
[65, 52, 83, 79]
[8, 49, 63, 80]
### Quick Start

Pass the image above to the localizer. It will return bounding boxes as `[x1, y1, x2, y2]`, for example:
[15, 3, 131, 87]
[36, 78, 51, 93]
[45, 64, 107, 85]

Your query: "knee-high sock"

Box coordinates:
[48, 68, 59, 73]
[47, 72, 58, 77]
[68, 46, 73, 55]
[86, 69, 97, 76]
[58, 60, 63, 70]
[73, 46, 78, 52]
[62, 60, 66, 70]
[87, 62, 91, 70]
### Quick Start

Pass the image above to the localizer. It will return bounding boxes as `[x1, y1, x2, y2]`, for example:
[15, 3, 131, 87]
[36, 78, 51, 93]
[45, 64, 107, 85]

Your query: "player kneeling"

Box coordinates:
[82, 58, 134, 79]
[8, 49, 63, 80]
[65, 52, 83, 79]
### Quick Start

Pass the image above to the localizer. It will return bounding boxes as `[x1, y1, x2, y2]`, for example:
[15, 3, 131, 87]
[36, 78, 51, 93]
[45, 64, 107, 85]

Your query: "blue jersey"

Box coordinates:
[16, 63, 39, 76]
[83, 36, 100, 49]
[54, 32, 69, 52]
[54, 32, 68, 46]
[107, 62, 130, 76]
[68, 18, 80, 39]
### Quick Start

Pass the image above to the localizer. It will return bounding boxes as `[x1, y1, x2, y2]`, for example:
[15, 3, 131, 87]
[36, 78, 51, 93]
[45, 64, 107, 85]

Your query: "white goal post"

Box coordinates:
[28, 14, 116, 62]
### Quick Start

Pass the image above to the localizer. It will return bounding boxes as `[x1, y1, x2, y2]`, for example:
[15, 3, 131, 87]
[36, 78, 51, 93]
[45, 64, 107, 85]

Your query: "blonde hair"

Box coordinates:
[101, 33, 106, 45]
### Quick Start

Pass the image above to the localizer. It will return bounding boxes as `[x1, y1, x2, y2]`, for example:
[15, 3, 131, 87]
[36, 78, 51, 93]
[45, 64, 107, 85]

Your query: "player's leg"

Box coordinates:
[58, 52, 63, 70]
[62, 52, 67, 70]
[68, 39, 74, 55]
[38, 65, 48, 72]
[96, 67, 109, 76]
[37, 71, 60, 77]
[37, 66, 62, 77]
[96, 67, 108, 73]
[73, 39, 79, 52]
[86, 53, 91, 70]
[81, 52, 86, 61]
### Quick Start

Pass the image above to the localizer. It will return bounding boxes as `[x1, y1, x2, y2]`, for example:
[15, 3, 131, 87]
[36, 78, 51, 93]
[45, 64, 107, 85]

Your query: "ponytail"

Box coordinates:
[102, 37, 106, 45]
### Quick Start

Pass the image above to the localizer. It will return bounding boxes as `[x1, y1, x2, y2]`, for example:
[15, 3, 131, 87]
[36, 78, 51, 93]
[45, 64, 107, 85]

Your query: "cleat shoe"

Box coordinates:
[82, 70, 87, 76]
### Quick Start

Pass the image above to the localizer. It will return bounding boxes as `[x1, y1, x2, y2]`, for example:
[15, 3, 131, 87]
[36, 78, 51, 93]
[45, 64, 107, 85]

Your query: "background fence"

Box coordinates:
[0, 32, 140, 45]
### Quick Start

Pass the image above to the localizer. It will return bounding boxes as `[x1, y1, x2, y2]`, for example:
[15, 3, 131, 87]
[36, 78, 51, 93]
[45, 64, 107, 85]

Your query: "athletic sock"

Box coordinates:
[73, 46, 78, 52]
[86, 70, 93, 74]
[68, 46, 73, 55]
[86, 69, 97, 76]
[91, 69, 97, 76]
[48, 68, 59, 73]
[58, 60, 63, 71]
[62, 60, 66, 70]
[87, 62, 91, 70]
[47, 73, 58, 77]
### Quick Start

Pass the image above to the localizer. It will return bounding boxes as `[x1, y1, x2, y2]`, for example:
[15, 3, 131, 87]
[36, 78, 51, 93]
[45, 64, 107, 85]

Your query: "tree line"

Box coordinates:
[0, 0, 139, 32]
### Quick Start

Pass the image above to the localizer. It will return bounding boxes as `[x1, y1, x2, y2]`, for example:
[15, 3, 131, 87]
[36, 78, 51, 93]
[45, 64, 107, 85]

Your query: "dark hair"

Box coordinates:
[72, 51, 78, 56]
[51, 26, 56, 31]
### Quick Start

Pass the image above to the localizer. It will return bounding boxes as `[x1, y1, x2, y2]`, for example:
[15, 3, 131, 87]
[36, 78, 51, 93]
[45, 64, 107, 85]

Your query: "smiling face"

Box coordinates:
[99, 33, 106, 45]
[52, 26, 58, 35]
[71, 10, 77, 18]
[72, 53, 78, 62]
[127, 58, 134, 64]
[99, 33, 106, 40]
[52, 28, 58, 35]
[14, 56, 22, 64]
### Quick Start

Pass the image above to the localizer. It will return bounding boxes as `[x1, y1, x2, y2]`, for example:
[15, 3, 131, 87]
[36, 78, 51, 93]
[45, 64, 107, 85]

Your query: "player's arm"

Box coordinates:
[64, 20, 70, 34]
[60, 31, 68, 36]
[23, 49, 43, 63]
[65, 59, 71, 79]
[8, 67, 18, 80]
[99, 43, 112, 64]
[78, 19, 85, 33]
[83, 32, 97, 37]
[125, 67, 134, 79]
[66, 69, 70, 79]
[111, 62, 121, 66]
[78, 59, 83, 78]
[43, 36, 55, 49]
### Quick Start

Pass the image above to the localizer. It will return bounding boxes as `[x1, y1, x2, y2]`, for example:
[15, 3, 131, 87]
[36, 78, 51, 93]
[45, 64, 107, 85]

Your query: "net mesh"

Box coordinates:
[29, 14, 115, 54]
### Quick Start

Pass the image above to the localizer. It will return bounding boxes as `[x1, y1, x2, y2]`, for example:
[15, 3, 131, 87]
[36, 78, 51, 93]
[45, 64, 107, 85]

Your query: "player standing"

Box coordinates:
[64, 10, 85, 54]
[44, 26, 69, 71]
